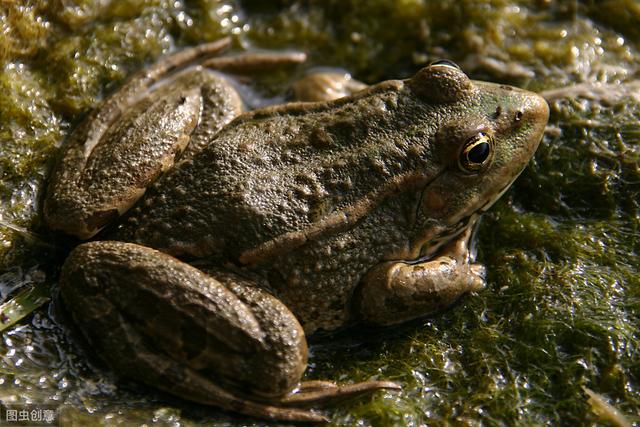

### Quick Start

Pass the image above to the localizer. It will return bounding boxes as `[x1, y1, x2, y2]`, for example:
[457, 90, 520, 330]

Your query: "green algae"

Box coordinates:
[0, 280, 49, 332]
[0, 0, 639, 425]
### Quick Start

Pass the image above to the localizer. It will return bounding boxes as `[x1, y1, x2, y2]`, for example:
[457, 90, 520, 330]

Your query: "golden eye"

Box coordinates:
[459, 132, 494, 173]
[429, 59, 461, 70]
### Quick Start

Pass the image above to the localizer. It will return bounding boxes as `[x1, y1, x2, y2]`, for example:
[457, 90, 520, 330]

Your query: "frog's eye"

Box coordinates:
[459, 132, 494, 173]
[429, 59, 461, 70]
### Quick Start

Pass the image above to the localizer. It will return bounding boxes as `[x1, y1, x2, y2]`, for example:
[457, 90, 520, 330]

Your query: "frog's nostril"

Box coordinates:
[515, 110, 523, 122]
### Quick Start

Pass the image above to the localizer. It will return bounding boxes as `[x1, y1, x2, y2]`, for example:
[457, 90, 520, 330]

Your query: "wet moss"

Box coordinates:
[0, 0, 638, 425]
[0, 1, 50, 64]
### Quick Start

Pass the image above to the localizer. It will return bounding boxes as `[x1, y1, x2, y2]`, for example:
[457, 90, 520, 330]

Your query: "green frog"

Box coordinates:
[44, 38, 549, 422]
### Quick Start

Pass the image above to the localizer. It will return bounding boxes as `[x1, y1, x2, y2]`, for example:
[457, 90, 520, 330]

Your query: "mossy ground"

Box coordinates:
[1, 1, 638, 425]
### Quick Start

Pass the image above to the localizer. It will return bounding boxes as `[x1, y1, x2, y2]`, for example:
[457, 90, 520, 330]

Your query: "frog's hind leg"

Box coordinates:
[45, 40, 309, 240]
[210, 270, 400, 408]
[44, 40, 242, 239]
[67, 38, 236, 155]
[60, 241, 396, 422]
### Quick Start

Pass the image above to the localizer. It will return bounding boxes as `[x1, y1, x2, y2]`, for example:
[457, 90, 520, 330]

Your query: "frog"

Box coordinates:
[43, 37, 549, 422]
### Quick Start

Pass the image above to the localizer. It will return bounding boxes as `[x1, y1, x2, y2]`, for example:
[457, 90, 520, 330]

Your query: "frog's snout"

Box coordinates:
[522, 92, 550, 130]
[515, 91, 549, 155]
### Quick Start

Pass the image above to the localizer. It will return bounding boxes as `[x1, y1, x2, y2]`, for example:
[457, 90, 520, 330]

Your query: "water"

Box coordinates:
[1, 1, 638, 425]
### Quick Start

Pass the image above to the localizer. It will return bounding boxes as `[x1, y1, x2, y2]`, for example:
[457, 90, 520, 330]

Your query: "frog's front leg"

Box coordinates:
[356, 228, 486, 326]
[60, 241, 397, 422]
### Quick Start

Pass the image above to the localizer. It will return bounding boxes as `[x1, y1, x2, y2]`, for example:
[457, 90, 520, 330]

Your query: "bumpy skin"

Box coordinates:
[60, 241, 323, 421]
[46, 40, 549, 422]
[109, 63, 548, 332]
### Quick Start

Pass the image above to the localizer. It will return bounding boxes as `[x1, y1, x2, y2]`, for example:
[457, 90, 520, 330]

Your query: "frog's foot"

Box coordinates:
[356, 227, 486, 326]
[201, 50, 306, 73]
[60, 241, 396, 422]
[106, 336, 330, 422]
[292, 71, 368, 102]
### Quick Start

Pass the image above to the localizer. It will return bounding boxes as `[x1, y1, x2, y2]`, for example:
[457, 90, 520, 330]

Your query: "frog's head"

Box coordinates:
[407, 61, 549, 258]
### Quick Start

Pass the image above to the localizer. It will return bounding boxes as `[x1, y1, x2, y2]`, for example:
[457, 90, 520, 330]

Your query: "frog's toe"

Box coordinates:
[281, 379, 400, 406]
[470, 263, 487, 291]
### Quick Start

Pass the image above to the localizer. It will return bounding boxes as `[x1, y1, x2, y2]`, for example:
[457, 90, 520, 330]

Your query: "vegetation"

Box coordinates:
[1, 1, 638, 425]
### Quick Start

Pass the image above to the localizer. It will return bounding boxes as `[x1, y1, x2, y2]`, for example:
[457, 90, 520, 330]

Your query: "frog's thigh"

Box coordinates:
[45, 68, 242, 239]
[356, 232, 485, 326]
[60, 241, 307, 401]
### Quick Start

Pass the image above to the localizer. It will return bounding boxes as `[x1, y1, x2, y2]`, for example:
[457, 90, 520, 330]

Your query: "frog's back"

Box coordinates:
[111, 79, 439, 265]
